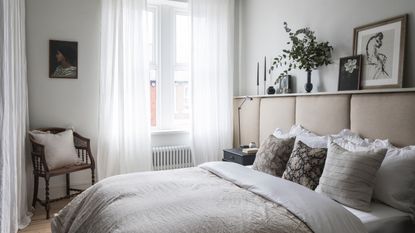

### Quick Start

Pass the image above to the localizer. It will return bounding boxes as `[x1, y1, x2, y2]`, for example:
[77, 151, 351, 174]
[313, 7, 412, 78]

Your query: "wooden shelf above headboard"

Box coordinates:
[234, 87, 415, 99]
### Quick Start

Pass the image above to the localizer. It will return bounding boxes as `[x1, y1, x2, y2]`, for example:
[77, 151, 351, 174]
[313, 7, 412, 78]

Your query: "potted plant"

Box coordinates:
[270, 22, 333, 93]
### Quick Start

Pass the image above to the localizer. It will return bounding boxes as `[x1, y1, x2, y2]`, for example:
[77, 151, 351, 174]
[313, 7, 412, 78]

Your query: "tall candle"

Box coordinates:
[257, 62, 259, 86]
[264, 56, 267, 82]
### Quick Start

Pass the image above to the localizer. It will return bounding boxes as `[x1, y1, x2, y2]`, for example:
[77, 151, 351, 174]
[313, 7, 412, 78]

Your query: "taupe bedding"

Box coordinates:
[52, 162, 366, 233]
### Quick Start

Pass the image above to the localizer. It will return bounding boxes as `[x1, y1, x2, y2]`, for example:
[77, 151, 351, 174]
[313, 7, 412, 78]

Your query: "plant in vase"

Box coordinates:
[269, 22, 333, 93]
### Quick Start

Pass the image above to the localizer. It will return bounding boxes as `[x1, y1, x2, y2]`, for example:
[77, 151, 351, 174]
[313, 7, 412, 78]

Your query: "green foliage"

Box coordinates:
[270, 22, 333, 84]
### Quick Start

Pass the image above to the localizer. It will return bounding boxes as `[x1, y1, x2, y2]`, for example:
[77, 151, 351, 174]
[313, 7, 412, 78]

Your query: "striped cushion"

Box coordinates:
[315, 143, 387, 211]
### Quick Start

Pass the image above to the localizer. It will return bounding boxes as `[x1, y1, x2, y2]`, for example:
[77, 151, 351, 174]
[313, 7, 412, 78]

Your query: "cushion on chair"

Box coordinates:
[29, 129, 82, 170]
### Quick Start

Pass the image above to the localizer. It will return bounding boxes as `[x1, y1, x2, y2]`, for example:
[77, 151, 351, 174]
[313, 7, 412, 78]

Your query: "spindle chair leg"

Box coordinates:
[45, 176, 50, 219]
[32, 175, 39, 208]
[91, 168, 95, 185]
[66, 173, 70, 197]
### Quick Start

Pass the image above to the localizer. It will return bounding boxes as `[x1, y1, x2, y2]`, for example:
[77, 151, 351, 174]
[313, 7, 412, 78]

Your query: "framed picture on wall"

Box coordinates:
[353, 15, 407, 89]
[338, 55, 362, 91]
[49, 40, 78, 79]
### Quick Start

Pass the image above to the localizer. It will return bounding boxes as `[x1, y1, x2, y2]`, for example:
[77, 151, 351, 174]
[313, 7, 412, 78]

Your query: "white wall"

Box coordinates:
[26, 0, 101, 198]
[237, 0, 415, 95]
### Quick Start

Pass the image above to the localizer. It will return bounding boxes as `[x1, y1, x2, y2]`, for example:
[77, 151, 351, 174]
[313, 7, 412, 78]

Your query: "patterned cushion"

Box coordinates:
[252, 135, 295, 177]
[315, 143, 387, 211]
[282, 140, 327, 190]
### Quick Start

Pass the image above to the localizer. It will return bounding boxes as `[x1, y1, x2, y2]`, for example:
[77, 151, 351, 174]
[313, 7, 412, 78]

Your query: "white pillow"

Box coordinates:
[274, 125, 363, 149]
[328, 132, 391, 152]
[274, 125, 327, 148]
[373, 146, 415, 214]
[273, 124, 313, 138]
[30, 129, 82, 170]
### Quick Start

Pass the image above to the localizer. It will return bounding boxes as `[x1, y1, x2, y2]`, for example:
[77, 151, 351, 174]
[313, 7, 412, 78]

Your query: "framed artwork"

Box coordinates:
[353, 15, 407, 89]
[338, 55, 362, 91]
[49, 40, 78, 79]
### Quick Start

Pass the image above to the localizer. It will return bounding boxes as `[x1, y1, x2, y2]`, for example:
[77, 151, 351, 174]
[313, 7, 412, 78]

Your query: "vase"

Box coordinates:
[304, 70, 313, 93]
[267, 86, 276, 95]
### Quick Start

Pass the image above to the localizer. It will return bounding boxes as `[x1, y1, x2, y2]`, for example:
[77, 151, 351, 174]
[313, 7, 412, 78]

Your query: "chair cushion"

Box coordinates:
[30, 129, 82, 170]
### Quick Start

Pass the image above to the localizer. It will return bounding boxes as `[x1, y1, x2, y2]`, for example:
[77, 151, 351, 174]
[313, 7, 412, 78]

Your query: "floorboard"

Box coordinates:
[19, 199, 71, 233]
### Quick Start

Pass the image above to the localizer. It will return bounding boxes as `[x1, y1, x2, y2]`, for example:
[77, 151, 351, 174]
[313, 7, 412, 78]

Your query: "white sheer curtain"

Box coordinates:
[191, 0, 234, 165]
[97, 0, 152, 179]
[0, 0, 32, 232]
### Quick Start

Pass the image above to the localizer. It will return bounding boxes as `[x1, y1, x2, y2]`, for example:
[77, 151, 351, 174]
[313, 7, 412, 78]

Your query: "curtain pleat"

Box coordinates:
[0, 0, 32, 232]
[190, 0, 234, 165]
[97, 0, 152, 180]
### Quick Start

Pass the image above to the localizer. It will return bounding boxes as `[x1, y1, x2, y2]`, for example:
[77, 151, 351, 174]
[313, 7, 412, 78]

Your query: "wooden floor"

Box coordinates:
[19, 199, 71, 233]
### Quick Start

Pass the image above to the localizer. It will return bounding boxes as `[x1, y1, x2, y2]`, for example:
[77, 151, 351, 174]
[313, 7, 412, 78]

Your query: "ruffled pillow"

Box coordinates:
[274, 125, 363, 149]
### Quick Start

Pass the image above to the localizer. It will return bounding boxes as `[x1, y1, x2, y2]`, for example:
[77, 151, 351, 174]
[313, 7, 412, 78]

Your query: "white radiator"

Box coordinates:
[152, 145, 193, 171]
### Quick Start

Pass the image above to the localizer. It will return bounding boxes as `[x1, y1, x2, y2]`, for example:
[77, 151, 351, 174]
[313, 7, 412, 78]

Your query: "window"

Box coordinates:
[147, 1, 190, 130]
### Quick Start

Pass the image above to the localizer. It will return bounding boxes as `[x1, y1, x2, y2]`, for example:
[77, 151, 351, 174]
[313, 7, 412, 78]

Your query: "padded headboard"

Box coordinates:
[234, 89, 415, 148]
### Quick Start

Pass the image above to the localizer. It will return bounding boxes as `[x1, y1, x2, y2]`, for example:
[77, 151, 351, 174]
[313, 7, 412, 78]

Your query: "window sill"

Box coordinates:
[151, 129, 190, 135]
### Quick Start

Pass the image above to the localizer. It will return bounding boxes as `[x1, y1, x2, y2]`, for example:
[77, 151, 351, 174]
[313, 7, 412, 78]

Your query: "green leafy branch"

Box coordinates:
[269, 22, 333, 84]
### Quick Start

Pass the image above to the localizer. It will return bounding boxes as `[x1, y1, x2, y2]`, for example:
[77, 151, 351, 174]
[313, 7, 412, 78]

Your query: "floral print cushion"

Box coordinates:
[252, 135, 296, 177]
[282, 140, 327, 190]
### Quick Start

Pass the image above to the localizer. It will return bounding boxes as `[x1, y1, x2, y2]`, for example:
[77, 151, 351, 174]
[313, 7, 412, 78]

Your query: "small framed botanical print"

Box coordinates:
[49, 40, 78, 79]
[338, 55, 362, 91]
[353, 15, 407, 89]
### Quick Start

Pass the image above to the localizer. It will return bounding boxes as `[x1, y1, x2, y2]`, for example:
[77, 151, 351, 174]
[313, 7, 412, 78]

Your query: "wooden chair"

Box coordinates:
[29, 128, 95, 219]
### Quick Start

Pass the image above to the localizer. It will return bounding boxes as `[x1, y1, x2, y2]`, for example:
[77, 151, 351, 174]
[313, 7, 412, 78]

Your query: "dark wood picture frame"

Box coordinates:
[338, 55, 362, 91]
[49, 40, 78, 79]
[353, 14, 407, 89]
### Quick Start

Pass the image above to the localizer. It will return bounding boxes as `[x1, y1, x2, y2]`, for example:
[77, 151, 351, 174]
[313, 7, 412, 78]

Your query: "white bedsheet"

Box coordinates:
[344, 202, 415, 233]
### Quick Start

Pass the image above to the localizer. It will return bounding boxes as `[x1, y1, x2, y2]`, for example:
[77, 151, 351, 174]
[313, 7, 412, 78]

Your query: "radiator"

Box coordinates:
[152, 145, 193, 171]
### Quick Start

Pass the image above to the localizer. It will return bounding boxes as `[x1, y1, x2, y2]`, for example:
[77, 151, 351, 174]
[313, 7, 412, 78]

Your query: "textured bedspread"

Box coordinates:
[52, 162, 366, 233]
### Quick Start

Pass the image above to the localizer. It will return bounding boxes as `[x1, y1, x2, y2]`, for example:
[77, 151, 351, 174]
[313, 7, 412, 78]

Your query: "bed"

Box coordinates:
[344, 202, 415, 233]
[52, 162, 365, 233]
[52, 89, 415, 233]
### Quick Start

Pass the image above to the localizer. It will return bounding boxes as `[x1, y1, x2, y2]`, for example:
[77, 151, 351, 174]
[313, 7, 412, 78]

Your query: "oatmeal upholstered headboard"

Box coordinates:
[233, 88, 415, 148]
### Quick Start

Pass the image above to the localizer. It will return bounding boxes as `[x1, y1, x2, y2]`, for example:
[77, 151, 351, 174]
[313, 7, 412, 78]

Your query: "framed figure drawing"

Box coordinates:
[49, 40, 78, 79]
[353, 15, 407, 89]
[338, 55, 362, 91]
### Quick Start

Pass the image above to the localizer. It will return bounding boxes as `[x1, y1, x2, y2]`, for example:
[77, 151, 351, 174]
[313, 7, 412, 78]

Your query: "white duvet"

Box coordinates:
[52, 162, 366, 233]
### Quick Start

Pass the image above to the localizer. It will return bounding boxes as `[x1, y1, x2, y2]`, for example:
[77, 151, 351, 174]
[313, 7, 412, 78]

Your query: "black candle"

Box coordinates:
[257, 62, 259, 86]
[264, 56, 267, 82]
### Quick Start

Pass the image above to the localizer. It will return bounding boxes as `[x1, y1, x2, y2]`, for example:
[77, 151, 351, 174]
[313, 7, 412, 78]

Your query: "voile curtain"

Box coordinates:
[97, 0, 152, 179]
[0, 0, 32, 232]
[190, 0, 235, 164]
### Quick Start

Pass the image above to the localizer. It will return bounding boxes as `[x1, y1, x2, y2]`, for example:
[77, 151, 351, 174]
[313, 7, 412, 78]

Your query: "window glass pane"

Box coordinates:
[174, 71, 190, 127]
[147, 11, 155, 63]
[175, 14, 190, 64]
[150, 70, 157, 127]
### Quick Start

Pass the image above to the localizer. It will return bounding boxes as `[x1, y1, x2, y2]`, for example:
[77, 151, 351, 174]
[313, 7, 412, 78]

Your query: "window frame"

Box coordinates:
[148, 0, 190, 131]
